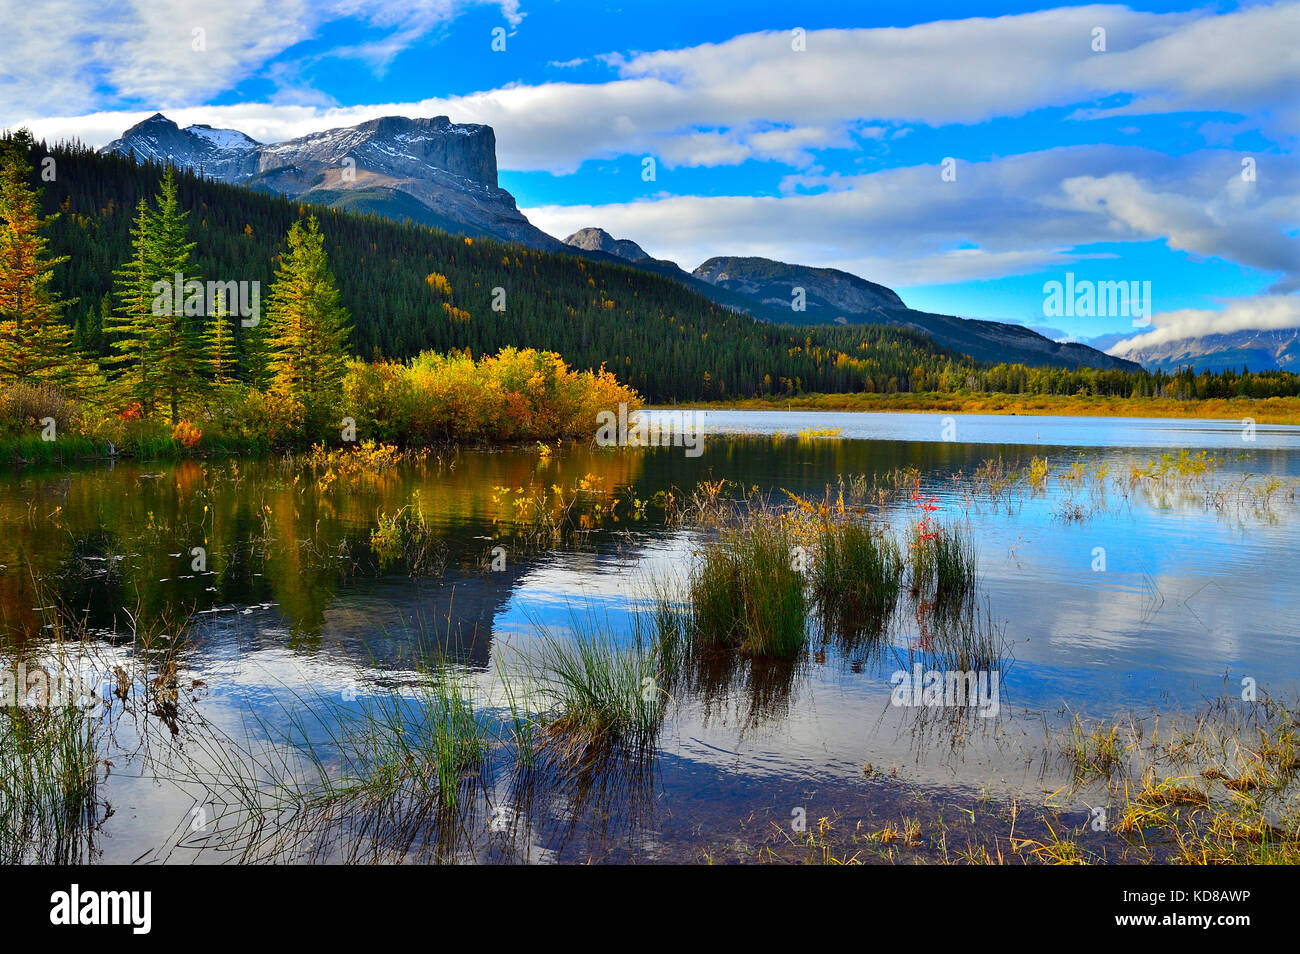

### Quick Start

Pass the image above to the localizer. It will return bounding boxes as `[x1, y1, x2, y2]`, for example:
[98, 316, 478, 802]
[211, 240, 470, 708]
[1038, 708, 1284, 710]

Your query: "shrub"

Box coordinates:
[171, 419, 202, 449]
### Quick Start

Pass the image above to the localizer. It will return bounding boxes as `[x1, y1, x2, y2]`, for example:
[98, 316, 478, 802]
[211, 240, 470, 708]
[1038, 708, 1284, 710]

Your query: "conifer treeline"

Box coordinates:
[0, 131, 354, 443]
[6, 133, 1300, 404]
[2, 135, 974, 402]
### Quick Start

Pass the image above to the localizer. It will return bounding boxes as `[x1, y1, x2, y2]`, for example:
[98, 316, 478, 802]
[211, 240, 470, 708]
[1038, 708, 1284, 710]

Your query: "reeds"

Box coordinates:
[0, 702, 102, 864]
[908, 523, 978, 604]
[687, 515, 807, 657]
[534, 621, 665, 760]
[811, 519, 902, 644]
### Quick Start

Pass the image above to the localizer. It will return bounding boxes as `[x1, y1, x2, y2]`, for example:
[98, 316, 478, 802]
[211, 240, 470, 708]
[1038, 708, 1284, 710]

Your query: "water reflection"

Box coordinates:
[4, 413, 1300, 862]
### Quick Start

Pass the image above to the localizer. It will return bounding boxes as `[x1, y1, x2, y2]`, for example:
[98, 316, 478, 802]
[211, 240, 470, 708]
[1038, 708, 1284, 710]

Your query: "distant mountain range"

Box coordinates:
[101, 113, 1140, 372]
[1107, 328, 1300, 374]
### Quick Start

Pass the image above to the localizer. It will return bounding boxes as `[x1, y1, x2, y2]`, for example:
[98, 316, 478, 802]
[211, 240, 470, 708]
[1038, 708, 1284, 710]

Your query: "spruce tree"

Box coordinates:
[264, 217, 352, 430]
[105, 168, 204, 422]
[105, 199, 159, 415]
[205, 285, 236, 385]
[150, 167, 203, 424]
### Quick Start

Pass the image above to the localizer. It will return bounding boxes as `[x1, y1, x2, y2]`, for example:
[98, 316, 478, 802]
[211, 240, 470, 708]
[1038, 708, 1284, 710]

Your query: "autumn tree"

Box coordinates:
[0, 130, 93, 391]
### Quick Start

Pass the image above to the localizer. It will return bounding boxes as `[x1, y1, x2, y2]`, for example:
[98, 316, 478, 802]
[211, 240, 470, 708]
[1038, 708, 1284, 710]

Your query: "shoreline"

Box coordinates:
[660, 392, 1300, 425]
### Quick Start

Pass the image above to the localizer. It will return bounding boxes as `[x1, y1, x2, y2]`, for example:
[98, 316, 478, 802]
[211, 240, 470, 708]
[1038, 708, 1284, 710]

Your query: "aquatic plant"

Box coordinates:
[0, 702, 102, 864]
[688, 515, 808, 657]
[369, 492, 446, 576]
[908, 522, 977, 603]
[534, 622, 665, 761]
[810, 518, 903, 643]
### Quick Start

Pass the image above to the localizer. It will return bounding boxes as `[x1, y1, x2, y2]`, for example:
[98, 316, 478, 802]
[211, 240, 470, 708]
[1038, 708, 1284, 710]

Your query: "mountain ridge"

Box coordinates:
[102, 113, 561, 249]
[98, 113, 1136, 372]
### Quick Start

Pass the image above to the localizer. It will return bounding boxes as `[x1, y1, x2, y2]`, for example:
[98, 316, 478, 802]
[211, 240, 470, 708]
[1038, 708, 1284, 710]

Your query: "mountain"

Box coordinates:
[691, 255, 1138, 371]
[101, 113, 561, 249]
[1109, 328, 1300, 373]
[35, 138, 993, 403]
[100, 115, 1134, 372]
[695, 255, 906, 316]
[563, 227, 649, 261]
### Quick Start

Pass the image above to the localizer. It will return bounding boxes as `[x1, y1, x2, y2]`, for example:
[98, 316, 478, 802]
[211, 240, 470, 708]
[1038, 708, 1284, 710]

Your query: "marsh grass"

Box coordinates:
[811, 519, 902, 645]
[0, 702, 102, 864]
[1055, 695, 1300, 864]
[908, 523, 977, 605]
[1061, 714, 1133, 783]
[534, 619, 665, 762]
[688, 516, 807, 657]
[653, 586, 804, 729]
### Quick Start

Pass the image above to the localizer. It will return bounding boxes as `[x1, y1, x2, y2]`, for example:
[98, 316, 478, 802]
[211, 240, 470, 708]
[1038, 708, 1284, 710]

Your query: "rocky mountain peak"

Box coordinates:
[100, 112, 557, 249]
[693, 255, 907, 316]
[562, 227, 650, 261]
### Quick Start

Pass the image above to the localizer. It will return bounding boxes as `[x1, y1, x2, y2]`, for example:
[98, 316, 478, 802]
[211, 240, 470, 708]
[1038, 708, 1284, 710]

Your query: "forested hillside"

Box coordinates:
[36, 139, 966, 402]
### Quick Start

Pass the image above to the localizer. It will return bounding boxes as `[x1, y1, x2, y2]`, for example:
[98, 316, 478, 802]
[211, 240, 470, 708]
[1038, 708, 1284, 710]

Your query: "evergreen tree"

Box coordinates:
[150, 167, 204, 424]
[105, 168, 204, 422]
[0, 131, 90, 391]
[105, 200, 159, 414]
[264, 217, 351, 429]
[205, 285, 236, 385]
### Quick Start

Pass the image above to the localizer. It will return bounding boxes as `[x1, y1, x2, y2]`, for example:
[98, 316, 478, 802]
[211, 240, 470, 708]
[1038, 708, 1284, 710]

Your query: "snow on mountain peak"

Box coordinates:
[184, 124, 260, 150]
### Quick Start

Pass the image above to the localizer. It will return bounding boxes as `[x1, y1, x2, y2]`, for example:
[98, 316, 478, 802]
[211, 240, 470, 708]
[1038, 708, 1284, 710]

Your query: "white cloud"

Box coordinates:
[10, 4, 1299, 168]
[1108, 296, 1300, 354]
[0, 0, 520, 121]
[521, 146, 1300, 287]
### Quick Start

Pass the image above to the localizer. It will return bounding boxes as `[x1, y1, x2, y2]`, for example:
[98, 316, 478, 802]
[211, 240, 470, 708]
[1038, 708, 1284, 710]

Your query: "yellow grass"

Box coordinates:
[677, 392, 1300, 425]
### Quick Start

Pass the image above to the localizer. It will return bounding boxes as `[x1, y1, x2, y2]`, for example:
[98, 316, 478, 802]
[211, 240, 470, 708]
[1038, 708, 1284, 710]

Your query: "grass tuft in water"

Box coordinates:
[688, 516, 807, 657]
[908, 523, 978, 604]
[0, 702, 102, 864]
[535, 621, 665, 762]
[811, 519, 902, 644]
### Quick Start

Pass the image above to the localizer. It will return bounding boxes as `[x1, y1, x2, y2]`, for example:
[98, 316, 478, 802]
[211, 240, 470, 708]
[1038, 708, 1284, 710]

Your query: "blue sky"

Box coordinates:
[5, 0, 1298, 351]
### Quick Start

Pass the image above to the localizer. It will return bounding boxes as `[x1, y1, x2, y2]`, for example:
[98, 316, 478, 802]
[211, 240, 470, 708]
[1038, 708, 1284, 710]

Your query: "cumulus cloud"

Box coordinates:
[1108, 296, 1300, 355]
[10, 4, 1300, 168]
[1059, 168, 1300, 286]
[0, 0, 519, 120]
[522, 146, 1300, 288]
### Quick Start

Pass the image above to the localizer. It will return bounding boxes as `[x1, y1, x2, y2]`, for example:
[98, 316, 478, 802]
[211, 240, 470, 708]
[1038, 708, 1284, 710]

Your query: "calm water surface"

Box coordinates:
[4, 410, 1297, 862]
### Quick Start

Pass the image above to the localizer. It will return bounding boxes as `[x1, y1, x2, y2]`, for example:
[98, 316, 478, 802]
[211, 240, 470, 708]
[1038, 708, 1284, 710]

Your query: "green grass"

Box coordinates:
[909, 523, 978, 604]
[811, 519, 903, 643]
[0, 703, 102, 864]
[535, 621, 665, 760]
[688, 517, 808, 657]
[326, 669, 488, 814]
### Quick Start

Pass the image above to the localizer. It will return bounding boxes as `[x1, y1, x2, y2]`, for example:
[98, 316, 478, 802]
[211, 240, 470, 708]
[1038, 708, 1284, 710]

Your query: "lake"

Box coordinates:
[4, 410, 1298, 863]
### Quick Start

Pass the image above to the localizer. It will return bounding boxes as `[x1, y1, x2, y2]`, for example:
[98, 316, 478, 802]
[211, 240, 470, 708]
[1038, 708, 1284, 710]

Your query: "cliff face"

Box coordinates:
[100, 113, 560, 249]
[255, 116, 499, 190]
